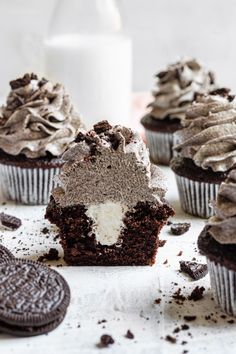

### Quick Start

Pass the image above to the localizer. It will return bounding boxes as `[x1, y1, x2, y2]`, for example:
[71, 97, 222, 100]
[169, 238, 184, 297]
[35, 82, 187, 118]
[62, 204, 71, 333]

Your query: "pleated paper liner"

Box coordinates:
[174, 173, 219, 218]
[208, 259, 236, 317]
[0, 164, 60, 205]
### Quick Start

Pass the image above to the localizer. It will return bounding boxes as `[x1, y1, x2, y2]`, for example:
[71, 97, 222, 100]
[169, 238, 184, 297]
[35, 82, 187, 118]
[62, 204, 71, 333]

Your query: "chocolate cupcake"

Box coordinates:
[46, 120, 174, 266]
[141, 58, 215, 165]
[171, 88, 236, 218]
[0, 73, 83, 205]
[198, 170, 236, 316]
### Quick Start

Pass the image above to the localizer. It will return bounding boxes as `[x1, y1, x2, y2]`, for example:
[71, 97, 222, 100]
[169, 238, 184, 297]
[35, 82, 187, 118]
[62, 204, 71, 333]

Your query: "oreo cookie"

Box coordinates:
[0, 259, 70, 337]
[0, 244, 14, 263]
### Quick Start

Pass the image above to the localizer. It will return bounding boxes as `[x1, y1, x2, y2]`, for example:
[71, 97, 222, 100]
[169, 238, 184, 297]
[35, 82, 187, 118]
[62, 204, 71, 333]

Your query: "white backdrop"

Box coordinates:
[0, 0, 236, 94]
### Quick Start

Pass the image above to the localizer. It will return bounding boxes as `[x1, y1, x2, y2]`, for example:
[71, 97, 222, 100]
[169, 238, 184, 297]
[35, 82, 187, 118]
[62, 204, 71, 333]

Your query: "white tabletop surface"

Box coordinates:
[0, 166, 236, 354]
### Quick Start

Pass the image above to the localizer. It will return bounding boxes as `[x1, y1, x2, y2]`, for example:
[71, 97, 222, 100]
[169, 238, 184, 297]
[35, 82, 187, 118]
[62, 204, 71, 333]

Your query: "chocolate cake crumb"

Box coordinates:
[180, 261, 208, 280]
[41, 227, 49, 234]
[188, 286, 205, 301]
[177, 251, 183, 256]
[173, 327, 180, 333]
[96, 334, 114, 348]
[97, 319, 107, 325]
[154, 298, 161, 304]
[158, 239, 166, 247]
[37, 248, 60, 262]
[0, 212, 22, 230]
[181, 324, 189, 330]
[183, 315, 197, 322]
[181, 341, 188, 345]
[228, 319, 235, 324]
[170, 223, 190, 235]
[172, 288, 186, 303]
[165, 335, 177, 344]
[163, 259, 168, 265]
[125, 330, 134, 339]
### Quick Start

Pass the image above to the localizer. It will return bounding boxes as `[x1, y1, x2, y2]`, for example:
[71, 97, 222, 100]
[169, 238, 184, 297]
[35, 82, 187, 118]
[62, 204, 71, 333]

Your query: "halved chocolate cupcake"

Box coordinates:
[46, 121, 174, 266]
[0, 73, 84, 205]
[171, 88, 236, 218]
[141, 58, 215, 165]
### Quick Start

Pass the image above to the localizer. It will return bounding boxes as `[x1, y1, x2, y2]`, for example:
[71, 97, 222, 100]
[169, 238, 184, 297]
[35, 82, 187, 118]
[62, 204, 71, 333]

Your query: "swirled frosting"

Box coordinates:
[0, 73, 83, 158]
[174, 88, 236, 172]
[148, 58, 215, 123]
[208, 169, 236, 244]
[52, 120, 167, 208]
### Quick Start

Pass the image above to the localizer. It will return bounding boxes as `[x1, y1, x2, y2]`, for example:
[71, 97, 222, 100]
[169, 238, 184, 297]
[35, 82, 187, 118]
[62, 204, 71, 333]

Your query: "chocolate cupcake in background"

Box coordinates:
[171, 88, 236, 218]
[198, 170, 236, 316]
[0, 73, 83, 205]
[141, 58, 215, 165]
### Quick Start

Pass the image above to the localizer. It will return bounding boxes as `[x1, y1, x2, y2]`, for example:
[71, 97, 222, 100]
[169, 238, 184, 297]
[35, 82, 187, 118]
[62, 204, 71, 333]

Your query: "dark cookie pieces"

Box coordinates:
[180, 261, 208, 280]
[0, 259, 70, 336]
[0, 212, 22, 230]
[170, 223, 191, 235]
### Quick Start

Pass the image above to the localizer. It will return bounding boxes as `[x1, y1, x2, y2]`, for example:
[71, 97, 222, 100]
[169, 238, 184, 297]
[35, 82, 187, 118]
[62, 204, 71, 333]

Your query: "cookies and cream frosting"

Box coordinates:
[52, 120, 168, 245]
[208, 169, 236, 244]
[174, 88, 236, 172]
[0, 73, 83, 159]
[148, 58, 215, 123]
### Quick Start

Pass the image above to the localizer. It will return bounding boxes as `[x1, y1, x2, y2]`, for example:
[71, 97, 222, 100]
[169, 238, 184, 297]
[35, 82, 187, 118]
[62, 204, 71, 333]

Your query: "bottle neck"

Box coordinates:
[48, 0, 122, 37]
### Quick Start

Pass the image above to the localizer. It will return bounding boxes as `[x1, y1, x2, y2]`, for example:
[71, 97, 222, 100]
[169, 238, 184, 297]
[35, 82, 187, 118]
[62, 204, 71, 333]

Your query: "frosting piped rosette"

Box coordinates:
[175, 88, 236, 172]
[0, 73, 83, 159]
[149, 58, 215, 123]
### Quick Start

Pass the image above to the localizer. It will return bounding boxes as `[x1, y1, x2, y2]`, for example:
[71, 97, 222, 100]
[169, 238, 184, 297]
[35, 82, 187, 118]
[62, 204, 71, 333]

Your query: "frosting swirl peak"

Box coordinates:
[148, 58, 215, 122]
[0, 73, 83, 158]
[174, 88, 236, 172]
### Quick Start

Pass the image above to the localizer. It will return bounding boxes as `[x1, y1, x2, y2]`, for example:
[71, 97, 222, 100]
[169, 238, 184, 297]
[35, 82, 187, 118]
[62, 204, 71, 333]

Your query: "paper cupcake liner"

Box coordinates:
[174, 174, 219, 218]
[207, 259, 236, 317]
[144, 129, 173, 165]
[0, 164, 60, 205]
[172, 132, 180, 157]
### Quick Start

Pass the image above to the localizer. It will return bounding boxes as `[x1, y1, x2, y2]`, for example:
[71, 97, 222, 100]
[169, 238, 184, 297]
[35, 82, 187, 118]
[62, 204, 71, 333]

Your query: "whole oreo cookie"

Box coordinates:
[0, 259, 70, 337]
[0, 244, 14, 263]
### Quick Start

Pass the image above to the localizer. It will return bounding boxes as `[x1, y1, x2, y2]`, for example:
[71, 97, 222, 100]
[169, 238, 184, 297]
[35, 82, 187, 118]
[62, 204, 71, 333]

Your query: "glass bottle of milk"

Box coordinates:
[44, 0, 132, 129]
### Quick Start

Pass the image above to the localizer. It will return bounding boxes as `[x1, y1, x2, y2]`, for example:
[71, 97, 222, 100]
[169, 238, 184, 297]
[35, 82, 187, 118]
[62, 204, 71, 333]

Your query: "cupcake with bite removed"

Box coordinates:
[171, 88, 236, 218]
[0, 73, 84, 205]
[198, 169, 236, 316]
[141, 58, 215, 165]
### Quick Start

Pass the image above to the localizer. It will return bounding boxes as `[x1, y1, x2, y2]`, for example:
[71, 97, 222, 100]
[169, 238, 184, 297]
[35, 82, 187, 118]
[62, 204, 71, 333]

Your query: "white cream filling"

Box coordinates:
[85, 201, 128, 246]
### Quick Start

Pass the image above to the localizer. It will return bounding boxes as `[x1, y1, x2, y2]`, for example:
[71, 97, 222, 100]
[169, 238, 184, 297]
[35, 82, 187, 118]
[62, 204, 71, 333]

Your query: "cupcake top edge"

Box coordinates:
[144, 57, 215, 124]
[174, 87, 236, 172]
[52, 120, 169, 209]
[0, 73, 84, 159]
[207, 169, 236, 244]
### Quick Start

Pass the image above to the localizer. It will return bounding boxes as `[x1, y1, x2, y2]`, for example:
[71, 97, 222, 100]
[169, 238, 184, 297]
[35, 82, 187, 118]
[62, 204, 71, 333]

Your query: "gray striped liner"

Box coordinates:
[144, 129, 173, 165]
[175, 174, 219, 218]
[0, 164, 60, 205]
[208, 259, 236, 317]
